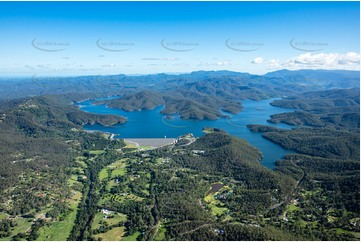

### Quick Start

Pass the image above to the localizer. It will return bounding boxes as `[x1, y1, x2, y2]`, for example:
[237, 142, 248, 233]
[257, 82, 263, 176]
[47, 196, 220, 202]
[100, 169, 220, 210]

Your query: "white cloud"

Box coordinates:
[198, 60, 231, 67]
[251, 57, 264, 64]
[261, 52, 360, 71]
[268, 59, 281, 68]
[283, 52, 360, 70]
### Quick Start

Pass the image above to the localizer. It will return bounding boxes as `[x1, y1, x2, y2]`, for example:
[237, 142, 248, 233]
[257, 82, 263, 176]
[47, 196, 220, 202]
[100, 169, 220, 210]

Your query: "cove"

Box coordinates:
[76, 97, 295, 169]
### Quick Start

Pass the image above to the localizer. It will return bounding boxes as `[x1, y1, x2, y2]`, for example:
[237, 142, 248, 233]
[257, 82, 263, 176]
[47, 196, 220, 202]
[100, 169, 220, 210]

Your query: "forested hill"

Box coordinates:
[268, 88, 360, 130]
[95, 90, 165, 111]
[1, 70, 359, 102]
[1, 95, 126, 135]
[248, 125, 360, 161]
[58, 70, 358, 121]
[270, 88, 359, 111]
[174, 130, 295, 192]
[265, 69, 360, 89]
[97, 90, 243, 120]
[1, 70, 359, 121]
[0, 95, 126, 191]
[247, 124, 359, 239]
[241, 86, 360, 240]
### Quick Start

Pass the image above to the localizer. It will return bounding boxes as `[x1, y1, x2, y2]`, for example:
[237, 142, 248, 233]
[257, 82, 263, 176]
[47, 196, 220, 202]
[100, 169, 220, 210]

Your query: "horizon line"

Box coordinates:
[0, 68, 359, 79]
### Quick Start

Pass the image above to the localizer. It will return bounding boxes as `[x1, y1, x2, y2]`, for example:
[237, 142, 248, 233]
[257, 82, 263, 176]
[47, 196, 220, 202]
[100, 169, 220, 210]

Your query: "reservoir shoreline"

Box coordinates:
[75, 97, 296, 169]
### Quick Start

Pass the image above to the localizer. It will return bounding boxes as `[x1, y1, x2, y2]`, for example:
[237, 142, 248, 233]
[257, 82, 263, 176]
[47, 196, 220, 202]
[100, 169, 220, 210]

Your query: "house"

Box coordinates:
[101, 209, 112, 215]
[192, 150, 205, 154]
[214, 228, 224, 235]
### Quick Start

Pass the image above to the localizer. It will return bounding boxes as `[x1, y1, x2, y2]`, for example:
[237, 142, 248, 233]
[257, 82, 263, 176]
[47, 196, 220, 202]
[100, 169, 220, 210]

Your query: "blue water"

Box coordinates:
[76, 97, 295, 169]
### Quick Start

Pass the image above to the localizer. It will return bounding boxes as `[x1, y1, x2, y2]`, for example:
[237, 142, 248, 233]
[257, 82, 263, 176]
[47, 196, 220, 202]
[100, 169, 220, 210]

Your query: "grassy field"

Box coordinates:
[287, 204, 300, 212]
[91, 212, 104, 230]
[126, 194, 144, 202]
[0, 217, 33, 241]
[210, 205, 228, 216]
[100, 159, 127, 182]
[94, 226, 125, 241]
[204, 193, 228, 217]
[300, 188, 322, 198]
[107, 213, 127, 226]
[153, 224, 166, 241]
[36, 191, 81, 241]
[122, 231, 141, 241]
[98, 192, 143, 207]
[92, 212, 127, 230]
[123, 142, 137, 149]
[67, 174, 79, 186]
[75, 156, 87, 168]
[106, 179, 117, 191]
[111, 168, 126, 177]
[89, 150, 105, 155]
[0, 212, 8, 220]
[109, 159, 127, 178]
[99, 168, 109, 181]
[332, 228, 360, 239]
[222, 214, 233, 222]
[142, 189, 150, 196]
[204, 193, 213, 203]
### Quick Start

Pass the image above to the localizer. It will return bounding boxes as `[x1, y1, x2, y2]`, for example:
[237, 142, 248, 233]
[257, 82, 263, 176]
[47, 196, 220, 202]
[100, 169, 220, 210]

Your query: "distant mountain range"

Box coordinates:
[265, 69, 360, 89]
[0, 69, 358, 120]
[0, 69, 359, 100]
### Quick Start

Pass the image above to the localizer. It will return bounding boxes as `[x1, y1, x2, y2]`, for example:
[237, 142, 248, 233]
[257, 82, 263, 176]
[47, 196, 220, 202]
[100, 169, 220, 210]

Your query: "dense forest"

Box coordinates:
[95, 90, 243, 120]
[268, 88, 360, 130]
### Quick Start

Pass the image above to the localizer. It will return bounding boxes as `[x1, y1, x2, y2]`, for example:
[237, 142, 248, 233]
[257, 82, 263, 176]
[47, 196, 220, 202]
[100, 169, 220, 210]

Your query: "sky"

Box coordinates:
[0, 1, 359, 76]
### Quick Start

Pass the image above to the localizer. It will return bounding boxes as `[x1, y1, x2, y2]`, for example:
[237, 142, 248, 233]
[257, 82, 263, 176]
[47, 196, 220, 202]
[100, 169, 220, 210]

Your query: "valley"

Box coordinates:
[0, 70, 359, 241]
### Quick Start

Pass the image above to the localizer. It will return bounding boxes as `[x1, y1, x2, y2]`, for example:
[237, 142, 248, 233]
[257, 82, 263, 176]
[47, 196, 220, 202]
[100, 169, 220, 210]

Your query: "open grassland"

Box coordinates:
[204, 193, 229, 217]
[0, 218, 32, 241]
[94, 226, 125, 241]
[109, 159, 127, 177]
[92, 212, 127, 230]
[122, 231, 141, 241]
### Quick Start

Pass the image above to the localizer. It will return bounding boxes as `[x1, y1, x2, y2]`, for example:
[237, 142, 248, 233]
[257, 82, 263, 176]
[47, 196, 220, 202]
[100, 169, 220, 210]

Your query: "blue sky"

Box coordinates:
[0, 1, 359, 76]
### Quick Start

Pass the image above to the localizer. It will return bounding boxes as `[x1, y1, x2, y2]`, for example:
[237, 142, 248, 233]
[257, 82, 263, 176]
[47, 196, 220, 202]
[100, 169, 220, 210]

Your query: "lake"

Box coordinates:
[76, 97, 295, 169]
